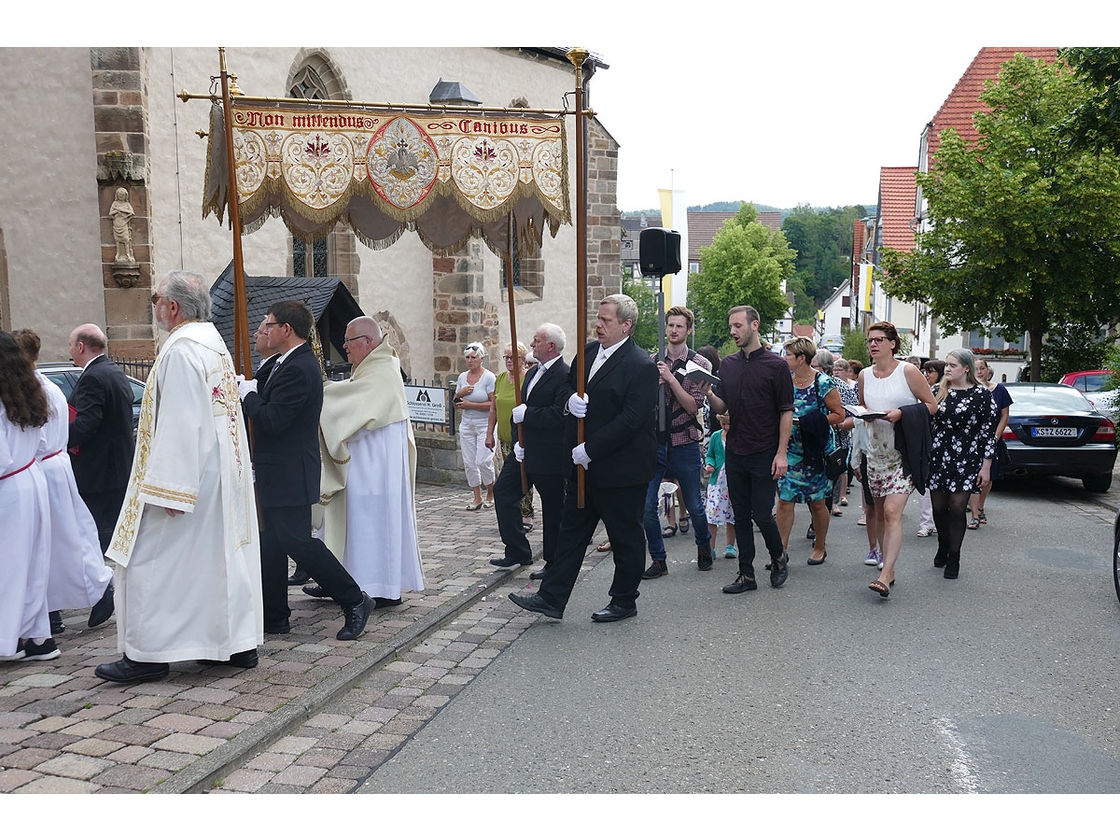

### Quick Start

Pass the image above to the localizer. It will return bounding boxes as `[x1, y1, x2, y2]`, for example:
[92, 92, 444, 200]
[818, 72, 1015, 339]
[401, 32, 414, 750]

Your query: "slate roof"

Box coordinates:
[209, 262, 363, 370]
[877, 167, 918, 253]
[926, 47, 1058, 164]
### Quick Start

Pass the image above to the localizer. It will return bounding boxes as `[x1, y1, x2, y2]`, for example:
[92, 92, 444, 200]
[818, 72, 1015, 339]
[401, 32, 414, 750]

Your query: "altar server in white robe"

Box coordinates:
[311, 316, 424, 608]
[95, 271, 263, 683]
[11, 329, 115, 632]
[0, 331, 55, 661]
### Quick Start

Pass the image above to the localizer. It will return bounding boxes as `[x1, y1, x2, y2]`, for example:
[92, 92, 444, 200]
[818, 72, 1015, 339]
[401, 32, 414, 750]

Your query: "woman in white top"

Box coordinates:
[454, 342, 497, 510]
[852, 321, 936, 596]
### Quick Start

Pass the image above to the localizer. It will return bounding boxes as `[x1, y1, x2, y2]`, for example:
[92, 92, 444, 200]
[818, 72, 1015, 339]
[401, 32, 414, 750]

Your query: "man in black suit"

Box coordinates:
[490, 322, 572, 578]
[251, 315, 308, 588]
[238, 301, 373, 641]
[67, 323, 135, 552]
[509, 294, 658, 622]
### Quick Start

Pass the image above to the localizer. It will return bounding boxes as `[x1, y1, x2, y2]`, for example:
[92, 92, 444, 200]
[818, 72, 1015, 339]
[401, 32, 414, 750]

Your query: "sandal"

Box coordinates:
[839, 497, 849, 507]
[977, 509, 987, 525]
[967, 518, 979, 530]
[596, 541, 611, 552]
[679, 515, 690, 534]
[868, 579, 891, 598]
[807, 551, 827, 566]
[662, 524, 678, 538]
[466, 500, 483, 511]
[521, 521, 534, 532]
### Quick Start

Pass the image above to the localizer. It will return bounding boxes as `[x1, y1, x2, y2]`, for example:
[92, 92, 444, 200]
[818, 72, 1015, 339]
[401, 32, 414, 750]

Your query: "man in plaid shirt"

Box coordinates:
[641, 306, 713, 578]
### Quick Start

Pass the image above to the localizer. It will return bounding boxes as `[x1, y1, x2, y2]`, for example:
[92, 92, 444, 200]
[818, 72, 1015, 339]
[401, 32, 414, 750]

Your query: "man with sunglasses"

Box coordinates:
[239, 301, 373, 641]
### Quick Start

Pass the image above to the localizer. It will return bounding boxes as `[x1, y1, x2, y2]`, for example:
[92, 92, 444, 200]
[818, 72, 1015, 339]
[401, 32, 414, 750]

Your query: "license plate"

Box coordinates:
[1031, 427, 1078, 438]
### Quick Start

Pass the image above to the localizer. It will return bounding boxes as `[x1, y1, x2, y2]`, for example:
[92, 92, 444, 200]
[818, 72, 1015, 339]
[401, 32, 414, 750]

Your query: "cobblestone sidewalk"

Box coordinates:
[0, 484, 564, 794]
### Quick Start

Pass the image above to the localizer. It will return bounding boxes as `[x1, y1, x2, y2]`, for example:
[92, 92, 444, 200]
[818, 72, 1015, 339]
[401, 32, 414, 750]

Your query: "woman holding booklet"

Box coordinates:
[850, 322, 938, 597]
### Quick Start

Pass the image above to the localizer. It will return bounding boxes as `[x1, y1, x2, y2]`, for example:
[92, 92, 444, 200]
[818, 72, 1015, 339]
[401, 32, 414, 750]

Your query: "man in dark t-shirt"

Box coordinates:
[701, 305, 793, 594]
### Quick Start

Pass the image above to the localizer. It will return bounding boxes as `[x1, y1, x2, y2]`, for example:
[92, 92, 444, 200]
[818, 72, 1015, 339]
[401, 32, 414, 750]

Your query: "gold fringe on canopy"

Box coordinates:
[204, 103, 570, 259]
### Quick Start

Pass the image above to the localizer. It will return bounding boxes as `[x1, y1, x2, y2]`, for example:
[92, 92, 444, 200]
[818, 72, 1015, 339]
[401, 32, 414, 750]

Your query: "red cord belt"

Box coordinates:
[0, 460, 34, 481]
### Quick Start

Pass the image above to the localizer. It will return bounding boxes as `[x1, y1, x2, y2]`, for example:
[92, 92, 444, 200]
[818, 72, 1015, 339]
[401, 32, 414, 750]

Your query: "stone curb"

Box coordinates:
[155, 564, 521, 794]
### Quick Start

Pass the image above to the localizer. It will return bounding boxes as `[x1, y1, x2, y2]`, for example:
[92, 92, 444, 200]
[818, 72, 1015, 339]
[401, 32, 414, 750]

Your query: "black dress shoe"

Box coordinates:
[337, 594, 373, 641]
[529, 569, 547, 581]
[697, 544, 713, 571]
[591, 603, 636, 622]
[287, 568, 311, 586]
[49, 611, 66, 635]
[94, 656, 169, 683]
[88, 582, 115, 628]
[302, 584, 329, 598]
[489, 557, 524, 568]
[373, 597, 402, 609]
[641, 560, 668, 579]
[264, 619, 291, 635]
[933, 552, 947, 569]
[770, 551, 789, 587]
[508, 591, 562, 619]
[723, 574, 758, 594]
[201, 648, 259, 669]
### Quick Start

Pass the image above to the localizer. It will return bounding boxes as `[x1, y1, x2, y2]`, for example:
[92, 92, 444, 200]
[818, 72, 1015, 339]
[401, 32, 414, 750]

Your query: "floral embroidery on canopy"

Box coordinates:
[204, 102, 570, 258]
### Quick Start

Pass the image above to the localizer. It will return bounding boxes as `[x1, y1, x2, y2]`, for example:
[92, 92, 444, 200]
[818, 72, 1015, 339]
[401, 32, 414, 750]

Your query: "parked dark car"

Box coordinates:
[1001, 382, 1117, 492]
[36, 363, 145, 436]
[1113, 510, 1120, 604]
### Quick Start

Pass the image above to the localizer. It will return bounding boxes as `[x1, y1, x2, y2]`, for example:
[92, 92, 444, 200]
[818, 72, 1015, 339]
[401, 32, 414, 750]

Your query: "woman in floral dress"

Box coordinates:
[928, 349, 996, 580]
[776, 337, 845, 565]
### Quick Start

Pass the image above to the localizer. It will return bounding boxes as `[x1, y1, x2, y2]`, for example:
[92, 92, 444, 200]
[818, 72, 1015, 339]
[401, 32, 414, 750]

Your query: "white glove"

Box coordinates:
[237, 378, 258, 400]
[572, 443, 591, 468]
[511, 404, 527, 424]
[567, 392, 589, 418]
[514, 442, 525, 462]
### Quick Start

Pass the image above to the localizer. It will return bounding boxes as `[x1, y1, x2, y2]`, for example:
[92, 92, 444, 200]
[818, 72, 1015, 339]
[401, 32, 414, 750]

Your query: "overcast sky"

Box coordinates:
[26, 0, 1116, 216]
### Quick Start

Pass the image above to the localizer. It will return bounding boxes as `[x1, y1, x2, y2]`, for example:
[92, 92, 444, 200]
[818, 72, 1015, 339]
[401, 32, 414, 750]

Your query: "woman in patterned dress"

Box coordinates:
[776, 337, 845, 565]
[928, 349, 996, 580]
[968, 357, 1013, 529]
[854, 322, 938, 597]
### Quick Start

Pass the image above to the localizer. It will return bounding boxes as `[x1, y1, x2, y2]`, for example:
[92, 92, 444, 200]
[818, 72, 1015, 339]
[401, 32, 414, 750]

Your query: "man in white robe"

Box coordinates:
[0, 331, 54, 661]
[11, 329, 115, 632]
[95, 271, 263, 683]
[311, 316, 424, 608]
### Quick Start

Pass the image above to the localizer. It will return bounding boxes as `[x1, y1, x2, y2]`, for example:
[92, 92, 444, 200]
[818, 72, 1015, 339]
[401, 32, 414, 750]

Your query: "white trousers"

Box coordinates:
[459, 415, 495, 488]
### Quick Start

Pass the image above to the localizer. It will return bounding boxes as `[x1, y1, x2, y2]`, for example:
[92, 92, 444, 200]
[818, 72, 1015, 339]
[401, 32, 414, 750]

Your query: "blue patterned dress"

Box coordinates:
[778, 373, 838, 503]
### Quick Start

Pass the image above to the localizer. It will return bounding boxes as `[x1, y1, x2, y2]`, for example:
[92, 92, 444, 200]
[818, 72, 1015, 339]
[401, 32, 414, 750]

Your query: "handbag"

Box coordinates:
[812, 372, 849, 480]
[825, 444, 850, 481]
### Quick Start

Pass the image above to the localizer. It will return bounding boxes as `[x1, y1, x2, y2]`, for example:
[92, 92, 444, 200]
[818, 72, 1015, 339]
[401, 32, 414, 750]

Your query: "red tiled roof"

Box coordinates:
[687, 210, 782, 262]
[926, 47, 1058, 164]
[878, 167, 917, 253]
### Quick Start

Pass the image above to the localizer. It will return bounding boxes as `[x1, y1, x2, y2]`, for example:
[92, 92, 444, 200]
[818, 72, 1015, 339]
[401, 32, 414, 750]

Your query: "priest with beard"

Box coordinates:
[308, 316, 425, 609]
[95, 271, 263, 682]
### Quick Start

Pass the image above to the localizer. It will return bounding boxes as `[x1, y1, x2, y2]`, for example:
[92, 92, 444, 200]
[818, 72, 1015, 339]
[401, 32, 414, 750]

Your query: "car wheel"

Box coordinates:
[1082, 473, 1113, 492]
[1114, 514, 1120, 605]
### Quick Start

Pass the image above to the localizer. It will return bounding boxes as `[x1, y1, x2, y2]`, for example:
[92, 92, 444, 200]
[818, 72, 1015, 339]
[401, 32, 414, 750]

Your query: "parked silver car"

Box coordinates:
[36, 363, 145, 436]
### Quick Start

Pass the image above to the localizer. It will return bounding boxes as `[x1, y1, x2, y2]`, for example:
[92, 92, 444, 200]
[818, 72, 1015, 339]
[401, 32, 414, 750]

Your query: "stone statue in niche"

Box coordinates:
[109, 187, 135, 264]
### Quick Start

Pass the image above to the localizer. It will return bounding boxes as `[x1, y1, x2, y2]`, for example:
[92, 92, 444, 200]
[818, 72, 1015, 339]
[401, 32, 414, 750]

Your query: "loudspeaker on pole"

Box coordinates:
[639, 227, 682, 276]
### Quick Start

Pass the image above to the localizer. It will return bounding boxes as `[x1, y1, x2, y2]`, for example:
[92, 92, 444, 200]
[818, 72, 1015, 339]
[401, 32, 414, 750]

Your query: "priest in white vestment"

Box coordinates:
[0, 331, 54, 661]
[95, 271, 263, 683]
[313, 316, 424, 608]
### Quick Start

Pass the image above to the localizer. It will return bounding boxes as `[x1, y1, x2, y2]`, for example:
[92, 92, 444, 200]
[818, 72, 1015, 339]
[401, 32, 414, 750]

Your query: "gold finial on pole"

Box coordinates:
[178, 88, 192, 103]
[229, 73, 244, 97]
[195, 129, 209, 139]
[566, 47, 590, 69]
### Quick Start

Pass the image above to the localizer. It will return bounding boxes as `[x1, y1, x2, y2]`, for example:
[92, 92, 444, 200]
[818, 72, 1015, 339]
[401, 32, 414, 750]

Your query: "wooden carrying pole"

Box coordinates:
[504, 212, 528, 494]
[219, 48, 252, 377]
[568, 47, 589, 508]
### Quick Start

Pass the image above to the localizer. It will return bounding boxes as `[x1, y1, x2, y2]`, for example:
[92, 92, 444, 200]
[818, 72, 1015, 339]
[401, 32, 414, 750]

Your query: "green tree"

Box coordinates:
[879, 55, 1120, 381]
[782, 204, 867, 305]
[687, 202, 795, 347]
[1056, 47, 1120, 154]
[841, 327, 870, 366]
[623, 276, 660, 353]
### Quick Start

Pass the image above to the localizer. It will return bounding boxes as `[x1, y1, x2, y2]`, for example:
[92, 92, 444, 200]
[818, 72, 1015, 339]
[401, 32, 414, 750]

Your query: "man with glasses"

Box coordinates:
[308, 316, 425, 610]
[700, 305, 794, 594]
[239, 301, 374, 641]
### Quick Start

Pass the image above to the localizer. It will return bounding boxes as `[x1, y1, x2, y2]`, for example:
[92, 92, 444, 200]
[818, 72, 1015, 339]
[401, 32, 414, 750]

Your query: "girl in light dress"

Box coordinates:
[704, 413, 737, 559]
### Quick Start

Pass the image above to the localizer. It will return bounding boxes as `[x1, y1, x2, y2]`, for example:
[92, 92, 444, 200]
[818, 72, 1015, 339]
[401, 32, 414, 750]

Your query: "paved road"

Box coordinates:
[360, 482, 1120, 793]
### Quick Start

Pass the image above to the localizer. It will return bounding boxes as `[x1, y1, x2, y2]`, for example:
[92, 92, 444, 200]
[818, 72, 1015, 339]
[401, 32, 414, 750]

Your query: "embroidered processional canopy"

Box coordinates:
[203, 101, 571, 258]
